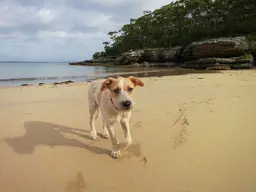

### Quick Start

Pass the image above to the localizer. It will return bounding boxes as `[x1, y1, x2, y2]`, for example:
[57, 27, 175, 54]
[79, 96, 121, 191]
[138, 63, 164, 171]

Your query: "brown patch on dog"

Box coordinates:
[100, 77, 116, 91]
[128, 76, 144, 87]
[101, 76, 144, 97]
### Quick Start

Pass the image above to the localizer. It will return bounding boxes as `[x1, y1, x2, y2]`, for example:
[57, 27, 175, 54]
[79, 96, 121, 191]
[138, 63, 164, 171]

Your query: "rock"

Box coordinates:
[128, 62, 155, 68]
[159, 47, 182, 61]
[128, 61, 179, 68]
[116, 47, 181, 65]
[64, 80, 74, 84]
[152, 62, 179, 67]
[116, 49, 144, 65]
[141, 47, 181, 62]
[230, 63, 253, 69]
[70, 57, 117, 66]
[248, 40, 256, 63]
[206, 65, 231, 70]
[130, 63, 142, 68]
[21, 84, 31, 86]
[181, 54, 254, 69]
[53, 80, 74, 85]
[233, 53, 254, 65]
[91, 57, 117, 63]
[181, 37, 250, 61]
[182, 58, 234, 69]
[140, 49, 162, 62]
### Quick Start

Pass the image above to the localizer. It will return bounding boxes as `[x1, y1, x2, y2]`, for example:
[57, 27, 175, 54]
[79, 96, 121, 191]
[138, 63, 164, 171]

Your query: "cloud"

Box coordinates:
[0, 0, 173, 61]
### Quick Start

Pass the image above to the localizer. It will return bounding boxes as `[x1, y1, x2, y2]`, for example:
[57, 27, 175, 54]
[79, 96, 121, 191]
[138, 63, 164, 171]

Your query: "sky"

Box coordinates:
[0, 0, 173, 62]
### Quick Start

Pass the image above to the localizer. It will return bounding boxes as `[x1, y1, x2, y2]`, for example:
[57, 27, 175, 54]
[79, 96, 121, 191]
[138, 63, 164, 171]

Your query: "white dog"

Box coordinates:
[87, 76, 144, 158]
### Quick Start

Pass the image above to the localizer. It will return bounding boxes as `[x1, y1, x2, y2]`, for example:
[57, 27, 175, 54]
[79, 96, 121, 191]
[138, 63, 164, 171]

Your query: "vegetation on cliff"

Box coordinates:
[93, 0, 256, 59]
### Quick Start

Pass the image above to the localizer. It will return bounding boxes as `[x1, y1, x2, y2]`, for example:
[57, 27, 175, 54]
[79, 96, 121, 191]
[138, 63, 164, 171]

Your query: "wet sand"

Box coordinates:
[0, 70, 256, 192]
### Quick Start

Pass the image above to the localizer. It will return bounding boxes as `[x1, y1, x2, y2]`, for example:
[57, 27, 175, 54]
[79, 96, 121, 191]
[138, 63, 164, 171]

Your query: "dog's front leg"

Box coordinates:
[106, 122, 121, 159]
[121, 119, 132, 149]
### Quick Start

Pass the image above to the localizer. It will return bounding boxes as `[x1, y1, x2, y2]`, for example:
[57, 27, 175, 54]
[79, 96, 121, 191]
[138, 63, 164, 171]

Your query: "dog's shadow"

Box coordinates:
[4, 121, 110, 155]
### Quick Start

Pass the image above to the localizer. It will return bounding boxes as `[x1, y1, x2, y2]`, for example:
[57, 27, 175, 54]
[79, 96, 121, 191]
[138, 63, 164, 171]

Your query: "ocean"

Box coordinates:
[0, 62, 168, 87]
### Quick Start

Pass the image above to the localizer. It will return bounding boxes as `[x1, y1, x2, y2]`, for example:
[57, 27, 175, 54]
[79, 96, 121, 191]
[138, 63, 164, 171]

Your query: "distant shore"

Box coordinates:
[69, 61, 113, 67]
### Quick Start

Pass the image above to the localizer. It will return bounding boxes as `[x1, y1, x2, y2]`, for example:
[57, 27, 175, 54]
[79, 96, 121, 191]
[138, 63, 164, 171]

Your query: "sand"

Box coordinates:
[0, 70, 256, 192]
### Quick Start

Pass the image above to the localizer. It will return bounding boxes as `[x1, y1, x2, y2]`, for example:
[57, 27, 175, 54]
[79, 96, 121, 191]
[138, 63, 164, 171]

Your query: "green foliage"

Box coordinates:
[92, 52, 101, 59]
[239, 53, 253, 60]
[238, 53, 253, 60]
[94, 0, 256, 58]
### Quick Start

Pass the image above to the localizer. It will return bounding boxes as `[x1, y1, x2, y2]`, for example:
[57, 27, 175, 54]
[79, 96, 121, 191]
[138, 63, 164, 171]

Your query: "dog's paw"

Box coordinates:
[111, 150, 121, 159]
[124, 138, 132, 149]
[89, 131, 97, 140]
[102, 133, 110, 139]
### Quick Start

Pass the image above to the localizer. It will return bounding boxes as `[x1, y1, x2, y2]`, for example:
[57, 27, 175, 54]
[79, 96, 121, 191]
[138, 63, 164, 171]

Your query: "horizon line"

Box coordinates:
[0, 61, 72, 63]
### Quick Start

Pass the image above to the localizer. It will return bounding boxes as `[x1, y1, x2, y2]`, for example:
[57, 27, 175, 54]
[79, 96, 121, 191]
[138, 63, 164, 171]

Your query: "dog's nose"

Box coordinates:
[122, 100, 131, 108]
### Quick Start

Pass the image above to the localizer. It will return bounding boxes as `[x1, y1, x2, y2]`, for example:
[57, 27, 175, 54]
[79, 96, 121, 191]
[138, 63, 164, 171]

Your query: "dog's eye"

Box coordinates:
[127, 87, 133, 92]
[114, 88, 120, 94]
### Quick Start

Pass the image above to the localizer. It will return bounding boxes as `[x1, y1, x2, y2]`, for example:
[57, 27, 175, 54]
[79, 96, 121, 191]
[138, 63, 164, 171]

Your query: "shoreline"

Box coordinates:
[0, 68, 221, 88]
[1, 66, 255, 89]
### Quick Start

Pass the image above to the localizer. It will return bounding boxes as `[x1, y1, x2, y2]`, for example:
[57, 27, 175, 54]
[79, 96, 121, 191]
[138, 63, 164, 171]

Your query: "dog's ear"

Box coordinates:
[100, 77, 115, 91]
[128, 76, 144, 87]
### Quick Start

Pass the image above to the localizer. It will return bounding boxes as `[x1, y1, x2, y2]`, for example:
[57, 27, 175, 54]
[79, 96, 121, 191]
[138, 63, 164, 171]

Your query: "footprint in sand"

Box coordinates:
[119, 143, 148, 165]
[171, 109, 189, 148]
[65, 171, 86, 192]
[133, 121, 142, 128]
[172, 109, 185, 127]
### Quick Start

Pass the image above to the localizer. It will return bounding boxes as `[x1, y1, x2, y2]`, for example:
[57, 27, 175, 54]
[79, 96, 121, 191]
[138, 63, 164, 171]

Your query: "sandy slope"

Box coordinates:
[0, 70, 256, 192]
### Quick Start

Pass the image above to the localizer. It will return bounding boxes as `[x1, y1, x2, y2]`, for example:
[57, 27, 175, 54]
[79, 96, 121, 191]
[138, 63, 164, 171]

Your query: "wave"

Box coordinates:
[0, 75, 90, 82]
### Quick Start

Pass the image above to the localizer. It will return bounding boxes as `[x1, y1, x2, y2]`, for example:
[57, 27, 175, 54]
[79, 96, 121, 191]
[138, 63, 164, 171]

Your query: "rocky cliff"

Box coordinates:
[70, 36, 255, 69]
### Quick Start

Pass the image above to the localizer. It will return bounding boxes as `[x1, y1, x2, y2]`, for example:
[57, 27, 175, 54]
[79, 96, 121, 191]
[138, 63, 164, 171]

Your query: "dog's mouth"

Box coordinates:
[111, 98, 134, 111]
[121, 106, 133, 111]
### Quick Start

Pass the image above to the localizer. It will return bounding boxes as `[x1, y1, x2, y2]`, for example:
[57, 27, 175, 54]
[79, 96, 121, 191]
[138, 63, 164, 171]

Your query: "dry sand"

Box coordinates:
[0, 70, 256, 192]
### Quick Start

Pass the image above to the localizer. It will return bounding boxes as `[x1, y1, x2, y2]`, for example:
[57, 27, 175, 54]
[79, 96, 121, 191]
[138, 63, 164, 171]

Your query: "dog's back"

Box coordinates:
[88, 79, 105, 106]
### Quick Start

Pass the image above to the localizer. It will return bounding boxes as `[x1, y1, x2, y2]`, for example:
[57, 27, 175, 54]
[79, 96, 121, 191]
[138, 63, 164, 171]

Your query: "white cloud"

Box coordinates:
[37, 8, 55, 23]
[0, 0, 175, 61]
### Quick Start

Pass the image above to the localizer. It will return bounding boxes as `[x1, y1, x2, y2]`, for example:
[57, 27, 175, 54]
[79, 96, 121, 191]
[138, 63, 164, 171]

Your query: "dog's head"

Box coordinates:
[100, 76, 144, 111]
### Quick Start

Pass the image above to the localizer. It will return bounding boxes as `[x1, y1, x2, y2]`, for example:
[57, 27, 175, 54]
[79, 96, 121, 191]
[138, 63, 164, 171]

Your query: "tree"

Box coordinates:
[92, 0, 256, 57]
[92, 52, 101, 59]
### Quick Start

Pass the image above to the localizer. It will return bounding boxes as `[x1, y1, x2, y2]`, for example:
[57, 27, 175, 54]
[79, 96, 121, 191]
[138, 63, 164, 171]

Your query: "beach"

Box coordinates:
[1, 70, 256, 192]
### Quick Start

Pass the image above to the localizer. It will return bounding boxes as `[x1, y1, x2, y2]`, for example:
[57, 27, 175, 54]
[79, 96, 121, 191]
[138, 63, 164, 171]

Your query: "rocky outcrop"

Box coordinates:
[70, 57, 117, 66]
[180, 37, 250, 61]
[115, 37, 254, 69]
[128, 62, 179, 68]
[249, 40, 256, 60]
[140, 47, 181, 62]
[116, 49, 144, 65]
[181, 54, 254, 69]
[116, 47, 181, 65]
[71, 36, 255, 70]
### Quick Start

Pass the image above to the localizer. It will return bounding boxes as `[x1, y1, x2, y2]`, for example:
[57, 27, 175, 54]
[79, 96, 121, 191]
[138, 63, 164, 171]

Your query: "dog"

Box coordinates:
[87, 76, 144, 158]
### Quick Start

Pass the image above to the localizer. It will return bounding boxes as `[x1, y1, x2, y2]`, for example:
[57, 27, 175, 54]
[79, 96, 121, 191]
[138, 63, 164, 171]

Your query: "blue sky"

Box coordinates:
[0, 0, 172, 62]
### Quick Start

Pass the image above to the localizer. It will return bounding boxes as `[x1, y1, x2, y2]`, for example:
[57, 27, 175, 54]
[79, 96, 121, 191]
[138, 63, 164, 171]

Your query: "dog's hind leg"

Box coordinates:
[89, 100, 99, 140]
